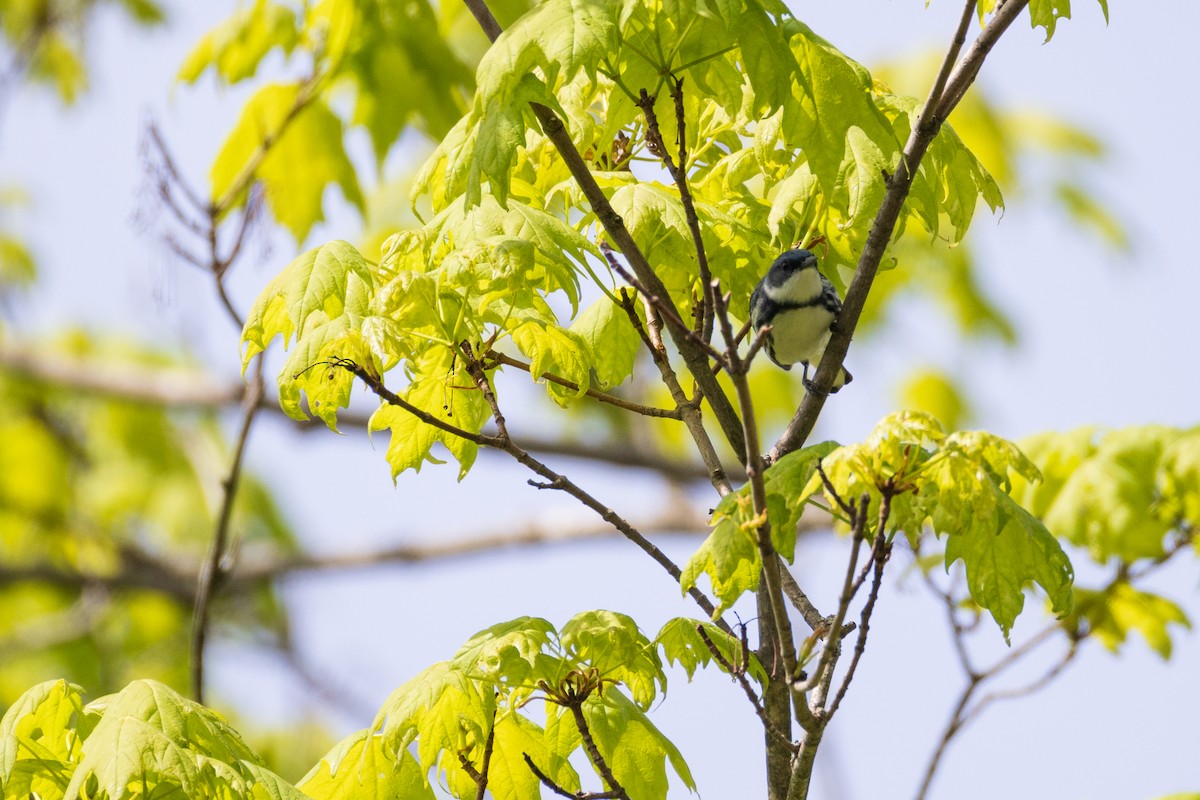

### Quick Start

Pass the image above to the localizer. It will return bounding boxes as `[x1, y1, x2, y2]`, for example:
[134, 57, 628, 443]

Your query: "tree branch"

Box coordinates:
[334, 356, 732, 632]
[611, 279, 732, 493]
[697, 625, 796, 752]
[487, 350, 682, 419]
[190, 361, 265, 703]
[636, 82, 715, 342]
[569, 703, 631, 800]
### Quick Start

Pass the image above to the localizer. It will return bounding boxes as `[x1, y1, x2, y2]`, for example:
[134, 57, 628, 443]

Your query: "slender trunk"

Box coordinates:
[757, 585, 794, 799]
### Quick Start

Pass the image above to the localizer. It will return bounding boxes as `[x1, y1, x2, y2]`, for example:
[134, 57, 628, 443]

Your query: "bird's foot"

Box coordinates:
[802, 378, 830, 397]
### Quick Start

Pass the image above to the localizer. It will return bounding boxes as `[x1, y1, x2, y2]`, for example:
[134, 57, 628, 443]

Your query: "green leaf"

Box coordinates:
[510, 320, 591, 405]
[561, 610, 665, 709]
[943, 484, 1074, 638]
[458, 0, 618, 204]
[488, 714, 561, 800]
[374, 662, 494, 780]
[569, 291, 639, 389]
[681, 516, 761, 617]
[782, 21, 899, 225]
[0, 680, 92, 798]
[1072, 584, 1191, 659]
[761, 441, 840, 558]
[815, 413, 1075, 636]
[298, 730, 434, 800]
[578, 689, 695, 800]
[607, 182, 698, 294]
[60, 680, 305, 800]
[451, 616, 557, 688]
[655, 618, 767, 685]
[241, 240, 378, 427]
[211, 82, 364, 243]
[177, 0, 299, 84]
[368, 368, 489, 480]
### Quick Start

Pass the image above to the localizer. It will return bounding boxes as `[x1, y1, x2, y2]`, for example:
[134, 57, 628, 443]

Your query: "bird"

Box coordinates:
[749, 249, 853, 393]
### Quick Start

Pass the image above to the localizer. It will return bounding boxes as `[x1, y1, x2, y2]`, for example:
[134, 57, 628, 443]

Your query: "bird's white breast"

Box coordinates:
[769, 304, 834, 365]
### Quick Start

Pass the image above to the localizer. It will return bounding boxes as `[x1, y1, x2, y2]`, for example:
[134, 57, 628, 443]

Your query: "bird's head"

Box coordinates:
[765, 249, 818, 284]
[761, 249, 821, 301]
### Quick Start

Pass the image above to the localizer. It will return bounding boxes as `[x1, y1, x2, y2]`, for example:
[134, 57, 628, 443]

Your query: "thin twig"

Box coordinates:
[487, 350, 682, 419]
[523, 754, 577, 799]
[190, 361, 265, 703]
[698, 626, 796, 752]
[635, 83, 715, 342]
[333, 356, 732, 632]
[146, 122, 209, 214]
[599, 243, 725, 364]
[523, 755, 625, 800]
[828, 536, 891, 718]
[615, 285, 733, 494]
[468, 707, 498, 800]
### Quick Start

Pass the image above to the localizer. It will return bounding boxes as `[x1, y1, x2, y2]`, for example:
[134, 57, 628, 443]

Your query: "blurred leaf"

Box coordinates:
[178, 0, 299, 84]
[899, 369, 971, 431]
[1071, 584, 1191, 659]
[211, 82, 364, 243]
[1054, 181, 1130, 252]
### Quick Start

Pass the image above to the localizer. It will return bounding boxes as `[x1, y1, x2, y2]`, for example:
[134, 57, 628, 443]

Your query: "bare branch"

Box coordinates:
[828, 536, 892, 718]
[191, 362, 265, 703]
[337, 356, 732, 632]
[636, 82, 715, 342]
[698, 625, 796, 752]
[487, 350, 682, 419]
[0, 343, 241, 409]
[523, 754, 625, 800]
[614, 282, 733, 493]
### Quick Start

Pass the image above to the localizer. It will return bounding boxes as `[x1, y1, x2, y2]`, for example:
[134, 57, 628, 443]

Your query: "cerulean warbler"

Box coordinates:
[750, 249, 853, 393]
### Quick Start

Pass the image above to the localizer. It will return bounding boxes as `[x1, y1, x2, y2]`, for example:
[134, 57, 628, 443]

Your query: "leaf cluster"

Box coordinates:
[685, 412, 1075, 637]
[0, 615, 758, 800]
[179, 0, 532, 242]
[0, 679, 305, 799]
